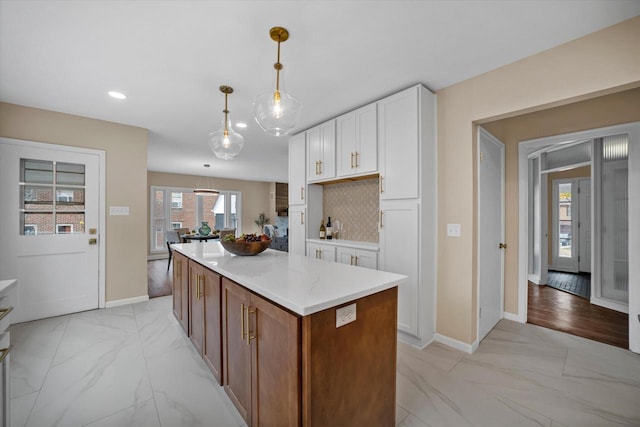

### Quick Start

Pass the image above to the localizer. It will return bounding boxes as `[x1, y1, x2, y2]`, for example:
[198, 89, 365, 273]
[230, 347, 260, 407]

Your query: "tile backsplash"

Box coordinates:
[322, 177, 379, 243]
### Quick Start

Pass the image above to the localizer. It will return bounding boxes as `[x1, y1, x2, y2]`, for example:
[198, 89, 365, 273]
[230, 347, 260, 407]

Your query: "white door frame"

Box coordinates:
[518, 122, 640, 354]
[477, 127, 505, 343]
[0, 137, 106, 309]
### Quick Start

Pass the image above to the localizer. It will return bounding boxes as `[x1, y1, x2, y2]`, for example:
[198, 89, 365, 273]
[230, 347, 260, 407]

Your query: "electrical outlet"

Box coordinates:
[447, 223, 461, 237]
[336, 303, 356, 328]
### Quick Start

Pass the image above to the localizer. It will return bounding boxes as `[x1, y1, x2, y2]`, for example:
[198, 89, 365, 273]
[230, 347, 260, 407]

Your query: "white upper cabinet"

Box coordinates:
[306, 121, 336, 183]
[378, 86, 420, 200]
[289, 133, 306, 206]
[336, 103, 378, 177]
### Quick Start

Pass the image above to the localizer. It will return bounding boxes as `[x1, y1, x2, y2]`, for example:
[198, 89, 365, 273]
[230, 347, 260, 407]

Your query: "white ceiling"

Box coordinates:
[1, 1, 638, 183]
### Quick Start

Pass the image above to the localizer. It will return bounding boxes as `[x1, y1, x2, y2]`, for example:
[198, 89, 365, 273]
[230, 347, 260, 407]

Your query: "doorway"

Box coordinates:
[518, 123, 639, 352]
[0, 138, 105, 323]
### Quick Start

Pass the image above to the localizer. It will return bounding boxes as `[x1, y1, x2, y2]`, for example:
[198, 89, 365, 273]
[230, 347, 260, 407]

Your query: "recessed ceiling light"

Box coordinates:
[235, 122, 247, 128]
[108, 91, 126, 100]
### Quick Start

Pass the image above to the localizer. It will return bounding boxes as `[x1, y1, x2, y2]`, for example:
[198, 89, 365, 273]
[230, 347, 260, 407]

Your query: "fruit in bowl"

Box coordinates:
[220, 233, 271, 256]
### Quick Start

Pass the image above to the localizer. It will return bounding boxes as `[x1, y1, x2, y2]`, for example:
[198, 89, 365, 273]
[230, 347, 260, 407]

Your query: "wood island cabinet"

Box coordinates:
[189, 261, 222, 383]
[222, 277, 300, 427]
[172, 251, 189, 334]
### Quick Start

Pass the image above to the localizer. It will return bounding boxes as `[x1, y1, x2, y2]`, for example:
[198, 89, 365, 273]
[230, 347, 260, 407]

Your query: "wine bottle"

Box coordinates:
[326, 216, 333, 240]
[319, 220, 326, 239]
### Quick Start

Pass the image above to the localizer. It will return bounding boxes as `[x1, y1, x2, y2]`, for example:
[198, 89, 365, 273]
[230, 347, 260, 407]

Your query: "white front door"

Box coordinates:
[0, 139, 103, 323]
[578, 178, 592, 273]
[552, 179, 579, 272]
[478, 128, 505, 342]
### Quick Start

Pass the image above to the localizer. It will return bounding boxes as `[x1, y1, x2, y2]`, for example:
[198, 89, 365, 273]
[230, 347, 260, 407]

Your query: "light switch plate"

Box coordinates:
[447, 223, 461, 237]
[109, 206, 130, 216]
[336, 303, 356, 328]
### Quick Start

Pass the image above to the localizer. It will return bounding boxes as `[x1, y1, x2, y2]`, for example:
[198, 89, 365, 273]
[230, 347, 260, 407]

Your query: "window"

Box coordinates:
[20, 159, 86, 235]
[150, 186, 242, 252]
[171, 192, 183, 209]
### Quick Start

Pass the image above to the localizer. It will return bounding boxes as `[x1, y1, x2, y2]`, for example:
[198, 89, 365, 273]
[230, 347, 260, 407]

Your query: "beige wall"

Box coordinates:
[147, 171, 271, 255]
[0, 102, 149, 303]
[546, 166, 591, 266]
[435, 16, 640, 345]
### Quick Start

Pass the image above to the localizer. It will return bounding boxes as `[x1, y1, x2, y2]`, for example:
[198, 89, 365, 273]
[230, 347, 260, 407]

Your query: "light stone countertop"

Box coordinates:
[305, 238, 379, 251]
[172, 242, 406, 316]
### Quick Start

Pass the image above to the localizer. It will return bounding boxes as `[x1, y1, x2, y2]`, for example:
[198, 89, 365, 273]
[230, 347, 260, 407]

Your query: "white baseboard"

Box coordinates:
[434, 333, 475, 354]
[503, 311, 521, 322]
[105, 295, 149, 308]
[397, 330, 434, 350]
[147, 253, 169, 261]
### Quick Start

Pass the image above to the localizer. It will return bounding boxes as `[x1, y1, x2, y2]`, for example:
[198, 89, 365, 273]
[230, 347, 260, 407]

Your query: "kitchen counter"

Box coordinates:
[172, 241, 405, 315]
[305, 238, 379, 251]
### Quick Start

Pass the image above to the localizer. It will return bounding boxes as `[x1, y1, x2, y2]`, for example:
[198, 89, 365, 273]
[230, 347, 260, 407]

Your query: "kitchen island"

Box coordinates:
[171, 241, 406, 427]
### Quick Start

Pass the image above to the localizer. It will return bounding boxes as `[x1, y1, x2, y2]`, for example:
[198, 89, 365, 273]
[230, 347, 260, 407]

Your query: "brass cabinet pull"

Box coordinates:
[0, 306, 13, 321]
[175, 260, 181, 279]
[318, 160, 322, 175]
[300, 186, 305, 201]
[499, 243, 508, 249]
[196, 275, 200, 301]
[355, 152, 359, 168]
[350, 152, 355, 168]
[380, 210, 384, 228]
[241, 303, 246, 341]
[301, 212, 304, 225]
[88, 238, 97, 245]
[199, 275, 204, 299]
[0, 344, 12, 364]
[350, 255, 354, 265]
[248, 308, 256, 344]
[379, 175, 384, 193]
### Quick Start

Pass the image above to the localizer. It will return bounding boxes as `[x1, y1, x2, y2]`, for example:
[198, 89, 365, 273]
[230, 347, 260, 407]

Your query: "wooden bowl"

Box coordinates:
[220, 239, 271, 256]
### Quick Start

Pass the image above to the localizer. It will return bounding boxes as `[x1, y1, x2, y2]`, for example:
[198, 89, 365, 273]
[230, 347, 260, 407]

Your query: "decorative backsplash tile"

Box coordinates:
[323, 178, 379, 243]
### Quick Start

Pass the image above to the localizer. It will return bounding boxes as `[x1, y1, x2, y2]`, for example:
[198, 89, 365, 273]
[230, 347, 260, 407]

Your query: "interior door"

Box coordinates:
[578, 179, 592, 273]
[0, 139, 101, 323]
[478, 128, 505, 342]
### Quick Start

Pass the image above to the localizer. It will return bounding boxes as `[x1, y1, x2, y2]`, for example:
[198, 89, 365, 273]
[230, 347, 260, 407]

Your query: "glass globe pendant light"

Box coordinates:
[209, 85, 244, 160]
[253, 27, 302, 137]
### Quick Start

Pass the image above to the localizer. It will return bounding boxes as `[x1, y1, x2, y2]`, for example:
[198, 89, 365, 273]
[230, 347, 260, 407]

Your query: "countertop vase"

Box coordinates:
[198, 221, 211, 236]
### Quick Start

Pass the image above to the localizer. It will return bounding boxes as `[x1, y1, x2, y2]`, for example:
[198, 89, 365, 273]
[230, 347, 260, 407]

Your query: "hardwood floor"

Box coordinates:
[148, 258, 173, 298]
[527, 282, 628, 349]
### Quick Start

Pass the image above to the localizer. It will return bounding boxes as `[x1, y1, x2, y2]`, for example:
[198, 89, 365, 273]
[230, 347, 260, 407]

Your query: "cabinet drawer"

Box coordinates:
[0, 308, 13, 335]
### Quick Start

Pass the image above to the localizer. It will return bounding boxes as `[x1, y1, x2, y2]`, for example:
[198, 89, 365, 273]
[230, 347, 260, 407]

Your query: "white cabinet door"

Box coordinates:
[307, 242, 335, 261]
[336, 104, 377, 177]
[378, 86, 419, 200]
[289, 134, 306, 206]
[379, 200, 419, 336]
[289, 206, 306, 256]
[336, 247, 377, 270]
[307, 121, 336, 183]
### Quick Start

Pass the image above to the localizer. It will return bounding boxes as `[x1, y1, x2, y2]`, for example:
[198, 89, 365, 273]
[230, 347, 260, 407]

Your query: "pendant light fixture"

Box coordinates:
[253, 27, 302, 137]
[209, 85, 244, 160]
[194, 164, 220, 195]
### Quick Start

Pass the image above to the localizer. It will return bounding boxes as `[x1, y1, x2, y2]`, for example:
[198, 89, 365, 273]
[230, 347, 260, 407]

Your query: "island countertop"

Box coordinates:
[172, 241, 406, 316]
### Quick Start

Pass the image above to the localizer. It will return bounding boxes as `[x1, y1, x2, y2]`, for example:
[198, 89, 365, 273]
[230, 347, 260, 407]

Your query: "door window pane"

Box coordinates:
[20, 159, 86, 235]
[153, 190, 165, 250]
[558, 182, 572, 258]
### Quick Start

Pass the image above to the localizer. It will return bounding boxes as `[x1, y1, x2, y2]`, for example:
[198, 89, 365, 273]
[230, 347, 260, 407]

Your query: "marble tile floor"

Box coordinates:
[9, 296, 640, 427]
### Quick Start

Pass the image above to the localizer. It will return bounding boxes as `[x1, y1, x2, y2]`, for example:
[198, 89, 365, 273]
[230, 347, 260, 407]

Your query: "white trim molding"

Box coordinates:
[434, 333, 477, 354]
[105, 295, 149, 308]
[503, 312, 520, 322]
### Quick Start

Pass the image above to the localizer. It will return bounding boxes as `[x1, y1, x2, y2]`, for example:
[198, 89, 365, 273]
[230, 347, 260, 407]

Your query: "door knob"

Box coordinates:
[499, 243, 507, 249]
